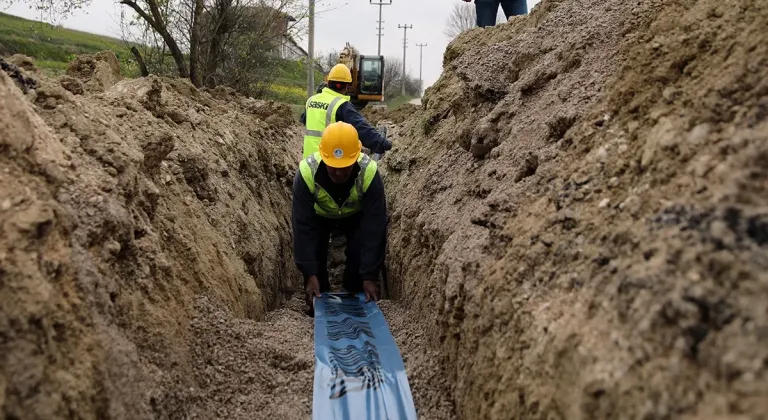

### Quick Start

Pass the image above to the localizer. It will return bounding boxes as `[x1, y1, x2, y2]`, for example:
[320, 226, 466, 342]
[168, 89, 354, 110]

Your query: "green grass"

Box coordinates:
[0, 11, 321, 107]
[273, 59, 325, 89]
[263, 59, 325, 105]
[0, 12, 139, 76]
[288, 104, 304, 120]
[384, 95, 416, 110]
[264, 83, 306, 104]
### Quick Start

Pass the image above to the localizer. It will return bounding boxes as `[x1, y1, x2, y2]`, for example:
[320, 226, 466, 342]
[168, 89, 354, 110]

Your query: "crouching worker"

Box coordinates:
[291, 121, 387, 314]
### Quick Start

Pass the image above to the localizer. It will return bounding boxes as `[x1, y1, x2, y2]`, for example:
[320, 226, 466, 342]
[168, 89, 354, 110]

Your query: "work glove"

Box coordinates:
[382, 139, 393, 152]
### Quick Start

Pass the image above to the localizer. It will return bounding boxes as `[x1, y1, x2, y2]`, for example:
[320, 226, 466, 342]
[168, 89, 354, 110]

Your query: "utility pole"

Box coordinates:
[397, 24, 412, 96]
[306, 0, 315, 98]
[415, 43, 427, 96]
[369, 0, 392, 56]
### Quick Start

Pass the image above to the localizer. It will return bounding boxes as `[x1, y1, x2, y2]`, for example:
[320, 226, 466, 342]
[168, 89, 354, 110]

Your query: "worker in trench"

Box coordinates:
[300, 63, 392, 159]
[291, 121, 387, 316]
[301, 63, 391, 246]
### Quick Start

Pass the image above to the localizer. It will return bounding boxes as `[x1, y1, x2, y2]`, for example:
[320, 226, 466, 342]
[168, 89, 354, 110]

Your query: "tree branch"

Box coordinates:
[130, 46, 150, 76]
[119, 0, 158, 31]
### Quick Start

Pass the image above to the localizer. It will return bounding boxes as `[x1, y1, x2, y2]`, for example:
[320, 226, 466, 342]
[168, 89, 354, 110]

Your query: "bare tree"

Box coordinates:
[316, 49, 339, 74]
[444, 2, 474, 39]
[444, 2, 507, 39]
[382, 56, 420, 99]
[119, 0, 191, 78]
[118, 5, 179, 78]
[194, 0, 307, 95]
[383, 55, 403, 99]
[11, 0, 307, 92]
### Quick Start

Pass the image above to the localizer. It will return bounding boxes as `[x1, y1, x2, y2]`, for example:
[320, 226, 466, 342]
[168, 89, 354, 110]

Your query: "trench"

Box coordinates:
[171, 120, 457, 419]
[4, 0, 767, 417]
[0, 60, 457, 419]
[176, 225, 457, 420]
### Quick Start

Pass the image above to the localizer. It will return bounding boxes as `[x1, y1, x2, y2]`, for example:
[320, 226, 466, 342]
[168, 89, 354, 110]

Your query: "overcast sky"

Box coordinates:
[3, 0, 540, 91]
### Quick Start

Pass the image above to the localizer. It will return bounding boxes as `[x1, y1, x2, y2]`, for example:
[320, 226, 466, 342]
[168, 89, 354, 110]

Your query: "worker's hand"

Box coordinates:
[382, 140, 393, 152]
[363, 280, 379, 302]
[305, 275, 321, 308]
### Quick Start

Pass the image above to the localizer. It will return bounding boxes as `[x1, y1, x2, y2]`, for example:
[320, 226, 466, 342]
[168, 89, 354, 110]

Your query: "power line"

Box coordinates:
[397, 24, 412, 96]
[370, 0, 392, 56]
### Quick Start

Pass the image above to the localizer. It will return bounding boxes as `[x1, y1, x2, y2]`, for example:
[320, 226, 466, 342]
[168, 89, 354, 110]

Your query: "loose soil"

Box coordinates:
[382, 0, 768, 419]
[0, 52, 304, 418]
[3, 0, 767, 417]
[0, 53, 454, 419]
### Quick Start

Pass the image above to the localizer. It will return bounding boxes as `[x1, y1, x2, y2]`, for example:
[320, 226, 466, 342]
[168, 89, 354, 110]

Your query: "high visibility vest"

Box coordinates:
[303, 88, 350, 158]
[299, 152, 378, 219]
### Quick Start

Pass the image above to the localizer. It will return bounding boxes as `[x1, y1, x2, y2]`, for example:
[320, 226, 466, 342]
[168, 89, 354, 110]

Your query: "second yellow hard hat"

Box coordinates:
[328, 64, 353, 83]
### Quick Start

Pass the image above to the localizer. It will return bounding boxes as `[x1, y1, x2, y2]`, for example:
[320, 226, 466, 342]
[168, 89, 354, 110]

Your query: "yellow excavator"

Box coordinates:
[316, 43, 384, 110]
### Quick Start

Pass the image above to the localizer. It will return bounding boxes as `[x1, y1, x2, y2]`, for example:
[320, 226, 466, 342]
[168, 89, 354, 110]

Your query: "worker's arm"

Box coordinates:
[299, 110, 306, 125]
[336, 102, 392, 154]
[356, 171, 388, 281]
[291, 171, 319, 284]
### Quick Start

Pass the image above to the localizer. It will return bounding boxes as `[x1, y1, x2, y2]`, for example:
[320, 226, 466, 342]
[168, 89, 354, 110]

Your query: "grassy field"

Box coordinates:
[0, 11, 322, 106]
[0, 12, 137, 76]
[384, 95, 416, 110]
[263, 59, 325, 106]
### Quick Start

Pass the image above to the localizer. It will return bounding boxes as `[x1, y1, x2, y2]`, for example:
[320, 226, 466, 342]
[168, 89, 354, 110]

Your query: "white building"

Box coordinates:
[275, 34, 307, 61]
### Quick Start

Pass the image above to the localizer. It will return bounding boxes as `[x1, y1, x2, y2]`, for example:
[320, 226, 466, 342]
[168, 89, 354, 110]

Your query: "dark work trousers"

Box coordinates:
[313, 212, 367, 294]
[475, 0, 528, 27]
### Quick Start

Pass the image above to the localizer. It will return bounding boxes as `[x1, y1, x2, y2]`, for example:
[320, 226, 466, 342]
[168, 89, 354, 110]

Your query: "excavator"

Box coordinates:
[316, 43, 384, 110]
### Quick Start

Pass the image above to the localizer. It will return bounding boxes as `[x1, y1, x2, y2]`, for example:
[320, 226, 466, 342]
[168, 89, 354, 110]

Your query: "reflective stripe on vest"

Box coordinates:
[299, 152, 377, 219]
[303, 88, 350, 158]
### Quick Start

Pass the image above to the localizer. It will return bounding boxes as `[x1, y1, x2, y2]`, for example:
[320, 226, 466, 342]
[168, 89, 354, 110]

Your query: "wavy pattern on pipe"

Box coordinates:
[313, 293, 417, 420]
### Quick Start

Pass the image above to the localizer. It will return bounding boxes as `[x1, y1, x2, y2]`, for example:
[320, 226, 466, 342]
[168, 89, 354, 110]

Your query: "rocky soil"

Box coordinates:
[3, 0, 767, 418]
[383, 0, 768, 419]
[0, 52, 455, 419]
[0, 52, 304, 418]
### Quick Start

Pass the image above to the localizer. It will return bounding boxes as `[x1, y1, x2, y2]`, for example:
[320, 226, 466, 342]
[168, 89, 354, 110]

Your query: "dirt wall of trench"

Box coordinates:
[0, 54, 302, 418]
[383, 0, 768, 418]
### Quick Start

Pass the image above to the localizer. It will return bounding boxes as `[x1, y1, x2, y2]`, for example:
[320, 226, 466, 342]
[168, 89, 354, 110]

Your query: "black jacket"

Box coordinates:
[300, 101, 389, 154]
[291, 160, 387, 281]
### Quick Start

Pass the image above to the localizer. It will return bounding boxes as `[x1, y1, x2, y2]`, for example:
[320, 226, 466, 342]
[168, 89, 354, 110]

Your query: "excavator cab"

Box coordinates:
[317, 44, 385, 110]
[349, 55, 384, 110]
[357, 56, 384, 99]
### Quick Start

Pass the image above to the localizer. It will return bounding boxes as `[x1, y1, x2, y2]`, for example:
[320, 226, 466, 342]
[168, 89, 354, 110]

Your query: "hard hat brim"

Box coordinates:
[321, 153, 358, 168]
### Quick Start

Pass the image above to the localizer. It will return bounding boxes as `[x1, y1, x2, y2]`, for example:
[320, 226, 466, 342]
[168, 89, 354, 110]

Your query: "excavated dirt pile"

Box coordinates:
[383, 0, 768, 418]
[0, 53, 306, 418]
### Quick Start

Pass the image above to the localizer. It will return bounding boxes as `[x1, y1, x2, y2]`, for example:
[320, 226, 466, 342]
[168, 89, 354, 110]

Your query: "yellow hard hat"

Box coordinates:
[328, 64, 352, 83]
[319, 122, 361, 168]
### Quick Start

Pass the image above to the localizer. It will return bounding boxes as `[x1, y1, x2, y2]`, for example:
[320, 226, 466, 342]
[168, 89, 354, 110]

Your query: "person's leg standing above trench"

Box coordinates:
[499, 0, 527, 18]
[475, 0, 501, 27]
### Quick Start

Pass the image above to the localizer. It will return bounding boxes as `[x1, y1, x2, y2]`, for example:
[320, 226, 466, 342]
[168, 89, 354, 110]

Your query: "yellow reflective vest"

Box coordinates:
[303, 88, 350, 159]
[298, 151, 378, 219]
